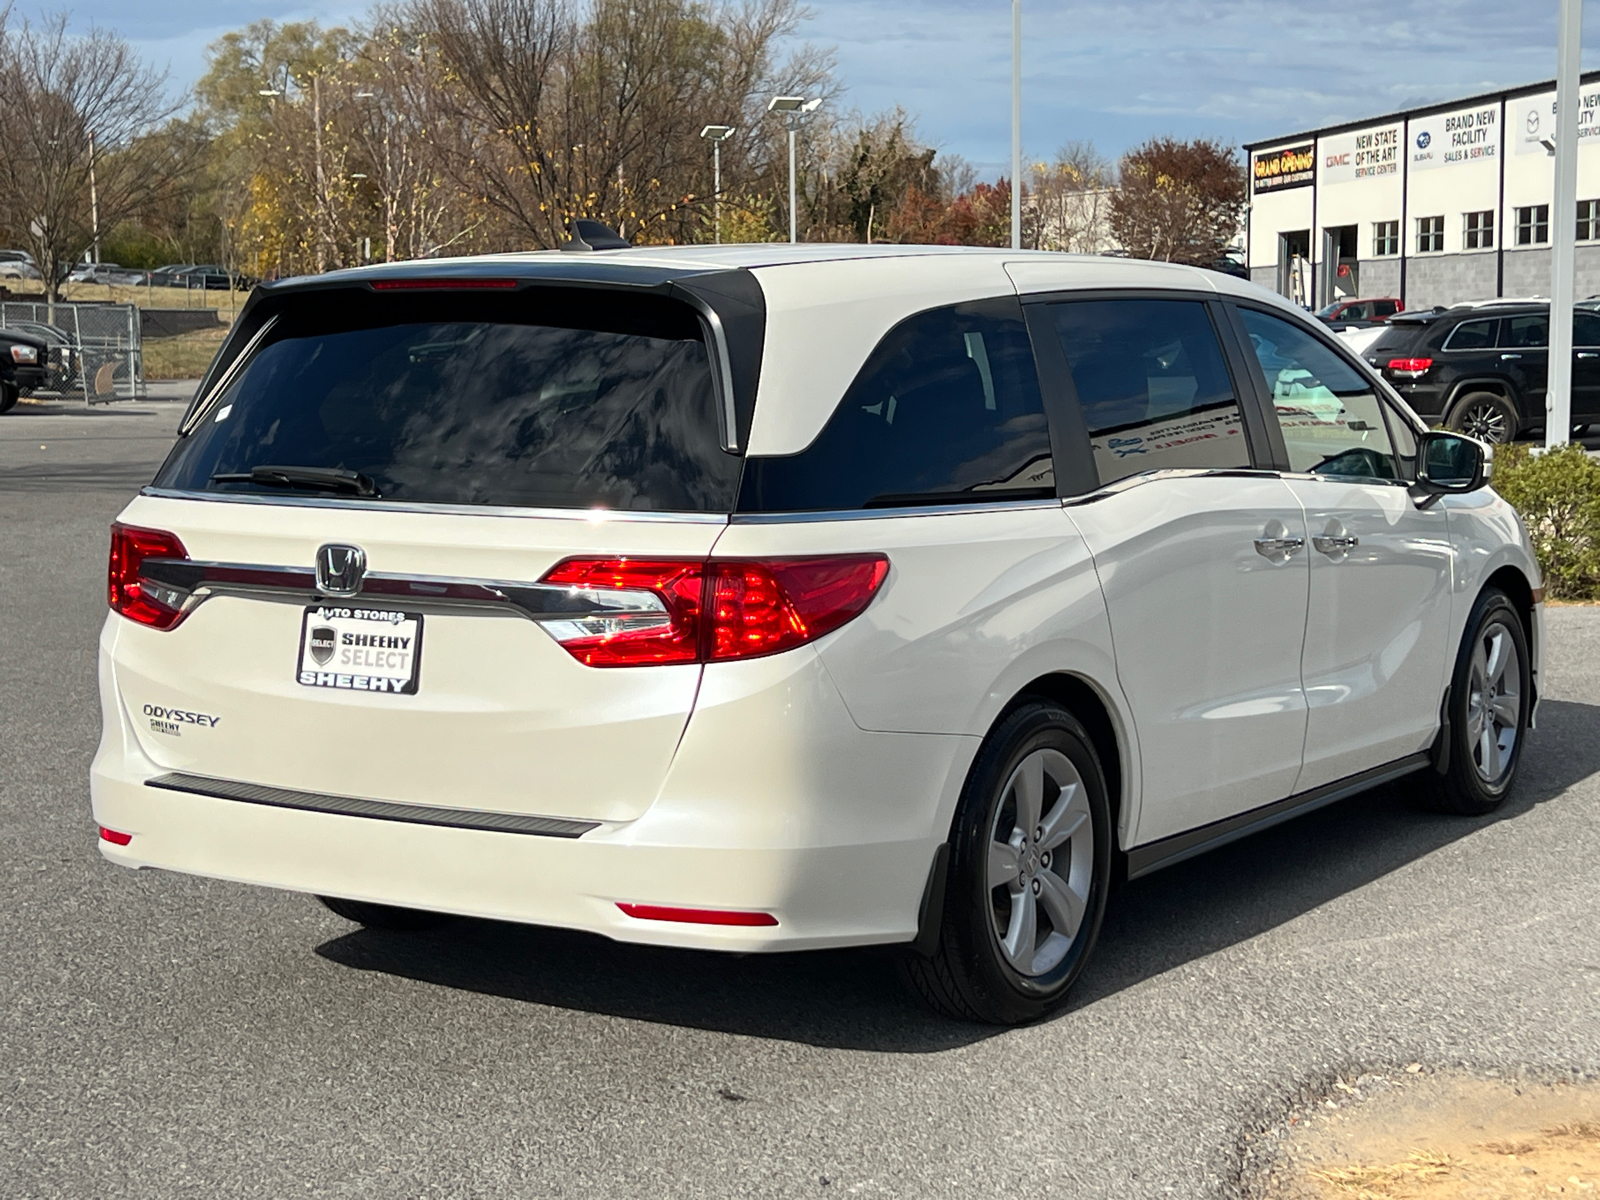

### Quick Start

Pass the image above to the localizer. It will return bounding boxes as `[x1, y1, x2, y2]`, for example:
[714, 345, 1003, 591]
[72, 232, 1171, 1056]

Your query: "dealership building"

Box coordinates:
[1245, 71, 1600, 311]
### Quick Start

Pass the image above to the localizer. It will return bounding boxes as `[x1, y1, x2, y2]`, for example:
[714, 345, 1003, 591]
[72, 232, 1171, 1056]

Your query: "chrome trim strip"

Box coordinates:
[1061, 467, 1285, 508]
[681, 295, 740, 453]
[138, 487, 730, 525]
[729, 497, 1064, 524]
[180, 315, 279, 436]
[138, 558, 664, 624]
[145, 772, 599, 838]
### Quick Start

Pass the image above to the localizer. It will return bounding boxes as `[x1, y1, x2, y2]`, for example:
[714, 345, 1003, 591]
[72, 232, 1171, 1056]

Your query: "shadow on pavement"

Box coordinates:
[315, 699, 1600, 1052]
[0, 459, 168, 492]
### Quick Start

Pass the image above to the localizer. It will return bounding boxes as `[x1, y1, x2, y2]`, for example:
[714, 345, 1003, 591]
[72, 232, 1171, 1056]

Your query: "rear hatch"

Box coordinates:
[108, 278, 743, 825]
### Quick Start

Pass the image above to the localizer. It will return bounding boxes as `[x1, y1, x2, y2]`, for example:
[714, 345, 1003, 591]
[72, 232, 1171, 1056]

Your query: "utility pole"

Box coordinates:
[1548, 0, 1582, 449]
[313, 74, 329, 274]
[1011, 0, 1022, 251]
[88, 133, 100, 265]
[700, 125, 735, 244]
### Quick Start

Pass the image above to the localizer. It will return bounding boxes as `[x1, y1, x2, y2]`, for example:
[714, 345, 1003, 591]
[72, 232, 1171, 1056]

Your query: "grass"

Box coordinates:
[143, 327, 229, 381]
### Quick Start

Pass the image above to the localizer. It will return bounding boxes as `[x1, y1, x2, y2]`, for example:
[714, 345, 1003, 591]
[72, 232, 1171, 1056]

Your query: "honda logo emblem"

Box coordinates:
[315, 544, 366, 596]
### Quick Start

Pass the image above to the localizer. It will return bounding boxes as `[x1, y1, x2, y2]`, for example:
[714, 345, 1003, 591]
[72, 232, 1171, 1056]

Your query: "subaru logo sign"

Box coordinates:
[1416, 130, 1431, 149]
[315, 544, 367, 596]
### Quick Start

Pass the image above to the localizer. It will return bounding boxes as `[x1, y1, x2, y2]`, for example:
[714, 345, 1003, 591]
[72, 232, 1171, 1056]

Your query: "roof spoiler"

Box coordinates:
[561, 220, 632, 252]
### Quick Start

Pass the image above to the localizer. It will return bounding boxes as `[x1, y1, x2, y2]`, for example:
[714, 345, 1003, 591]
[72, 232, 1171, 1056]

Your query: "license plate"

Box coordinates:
[296, 605, 423, 695]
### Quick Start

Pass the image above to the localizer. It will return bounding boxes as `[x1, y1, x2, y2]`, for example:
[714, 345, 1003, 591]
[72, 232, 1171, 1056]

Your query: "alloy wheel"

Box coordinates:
[1459, 403, 1509, 443]
[1466, 619, 1521, 784]
[985, 748, 1094, 977]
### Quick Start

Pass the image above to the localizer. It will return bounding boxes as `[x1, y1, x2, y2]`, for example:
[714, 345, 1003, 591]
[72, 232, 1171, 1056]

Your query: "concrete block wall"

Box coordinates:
[1401, 253, 1499, 310]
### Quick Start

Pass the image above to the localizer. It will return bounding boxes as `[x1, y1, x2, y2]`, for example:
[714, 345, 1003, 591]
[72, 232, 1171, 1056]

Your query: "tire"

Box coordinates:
[1445, 391, 1518, 444]
[900, 701, 1112, 1025]
[1423, 588, 1531, 815]
[0, 383, 18, 414]
[317, 895, 453, 931]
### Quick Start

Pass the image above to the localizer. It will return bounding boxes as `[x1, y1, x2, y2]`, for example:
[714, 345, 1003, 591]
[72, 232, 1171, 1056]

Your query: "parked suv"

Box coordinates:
[1315, 297, 1402, 330]
[0, 327, 50, 411]
[92, 246, 1542, 1024]
[1363, 299, 1600, 442]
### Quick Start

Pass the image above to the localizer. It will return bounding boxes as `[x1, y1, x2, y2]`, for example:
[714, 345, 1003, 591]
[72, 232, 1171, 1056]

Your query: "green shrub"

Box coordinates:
[1491, 442, 1600, 600]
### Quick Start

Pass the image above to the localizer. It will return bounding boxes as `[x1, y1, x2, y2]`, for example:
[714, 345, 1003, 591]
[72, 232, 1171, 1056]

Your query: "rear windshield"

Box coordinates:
[155, 287, 741, 512]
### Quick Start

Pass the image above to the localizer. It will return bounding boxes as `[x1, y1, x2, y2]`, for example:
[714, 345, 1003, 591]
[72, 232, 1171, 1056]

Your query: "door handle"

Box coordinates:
[1254, 536, 1305, 558]
[1313, 534, 1360, 554]
[1501, 353, 1523, 360]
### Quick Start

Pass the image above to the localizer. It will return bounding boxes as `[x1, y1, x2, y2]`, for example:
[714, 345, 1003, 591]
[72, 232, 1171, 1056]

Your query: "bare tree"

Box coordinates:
[1029, 141, 1114, 253]
[1109, 136, 1245, 265]
[411, 0, 830, 247]
[0, 13, 189, 301]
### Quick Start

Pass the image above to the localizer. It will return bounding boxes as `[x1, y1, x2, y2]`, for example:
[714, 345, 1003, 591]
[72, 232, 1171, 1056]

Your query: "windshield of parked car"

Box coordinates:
[154, 287, 742, 512]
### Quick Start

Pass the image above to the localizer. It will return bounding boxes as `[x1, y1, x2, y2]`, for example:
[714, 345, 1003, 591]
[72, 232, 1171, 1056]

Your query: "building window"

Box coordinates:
[1516, 205, 1551, 245]
[1373, 220, 1399, 256]
[1579, 200, 1600, 241]
[1463, 210, 1495, 250]
[1416, 215, 1445, 254]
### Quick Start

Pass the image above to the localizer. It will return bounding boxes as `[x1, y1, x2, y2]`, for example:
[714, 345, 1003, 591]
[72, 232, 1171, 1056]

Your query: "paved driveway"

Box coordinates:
[3, 400, 1597, 1198]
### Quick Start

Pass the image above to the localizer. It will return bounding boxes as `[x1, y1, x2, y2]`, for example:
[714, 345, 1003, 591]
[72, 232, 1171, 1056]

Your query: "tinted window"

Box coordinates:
[156, 289, 741, 512]
[1051, 299, 1250, 484]
[1373, 300, 1399, 317]
[1575, 311, 1600, 347]
[1239, 308, 1399, 481]
[737, 299, 1052, 511]
[1444, 319, 1498, 350]
[1503, 314, 1549, 348]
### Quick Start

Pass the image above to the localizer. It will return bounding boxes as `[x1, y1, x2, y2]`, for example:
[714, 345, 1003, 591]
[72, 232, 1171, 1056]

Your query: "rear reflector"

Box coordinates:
[540, 554, 889, 667]
[617, 903, 778, 927]
[369, 278, 518, 290]
[98, 826, 132, 846]
[1386, 356, 1434, 377]
[109, 523, 190, 630]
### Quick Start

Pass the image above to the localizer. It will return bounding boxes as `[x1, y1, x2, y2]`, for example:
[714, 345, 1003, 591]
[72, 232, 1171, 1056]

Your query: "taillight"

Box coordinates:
[98, 826, 133, 846]
[1387, 356, 1433, 378]
[539, 558, 704, 666]
[539, 554, 889, 667]
[108, 522, 189, 630]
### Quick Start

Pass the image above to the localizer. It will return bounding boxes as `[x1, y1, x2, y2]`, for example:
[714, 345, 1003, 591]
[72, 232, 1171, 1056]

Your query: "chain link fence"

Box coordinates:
[0, 301, 144, 403]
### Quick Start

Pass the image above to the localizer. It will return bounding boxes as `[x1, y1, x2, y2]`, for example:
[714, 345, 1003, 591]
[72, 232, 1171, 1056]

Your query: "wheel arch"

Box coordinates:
[1443, 377, 1521, 416]
[1483, 564, 1539, 718]
[997, 672, 1134, 882]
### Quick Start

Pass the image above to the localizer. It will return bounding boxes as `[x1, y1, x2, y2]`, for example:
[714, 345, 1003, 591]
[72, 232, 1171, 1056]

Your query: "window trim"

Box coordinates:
[1223, 299, 1426, 481]
[1020, 287, 1274, 491]
[1416, 215, 1446, 254]
[1463, 209, 1495, 251]
[1515, 204, 1552, 246]
[1373, 220, 1400, 258]
[1441, 318, 1502, 352]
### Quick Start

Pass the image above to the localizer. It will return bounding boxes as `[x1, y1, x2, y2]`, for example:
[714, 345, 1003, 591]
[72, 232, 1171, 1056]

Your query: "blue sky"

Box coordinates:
[36, 0, 1600, 173]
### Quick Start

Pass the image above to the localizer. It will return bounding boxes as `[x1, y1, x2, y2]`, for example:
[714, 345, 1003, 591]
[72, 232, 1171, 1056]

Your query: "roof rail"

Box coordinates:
[1448, 296, 1549, 309]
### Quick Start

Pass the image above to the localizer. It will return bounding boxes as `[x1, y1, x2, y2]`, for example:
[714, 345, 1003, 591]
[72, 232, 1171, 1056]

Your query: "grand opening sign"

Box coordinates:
[1253, 144, 1315, 193]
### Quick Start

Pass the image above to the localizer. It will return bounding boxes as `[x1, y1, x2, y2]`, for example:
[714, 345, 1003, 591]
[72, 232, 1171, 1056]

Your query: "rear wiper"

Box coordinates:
[210, 464, 380, 498]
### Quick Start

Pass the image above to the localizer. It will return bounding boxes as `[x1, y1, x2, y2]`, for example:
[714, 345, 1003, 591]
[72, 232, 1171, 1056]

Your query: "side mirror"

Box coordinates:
[1414, 430, 1487, 498]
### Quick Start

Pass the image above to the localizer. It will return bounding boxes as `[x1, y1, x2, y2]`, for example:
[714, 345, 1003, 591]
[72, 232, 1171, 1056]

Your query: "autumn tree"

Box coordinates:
[1109, 136, 1245, 265]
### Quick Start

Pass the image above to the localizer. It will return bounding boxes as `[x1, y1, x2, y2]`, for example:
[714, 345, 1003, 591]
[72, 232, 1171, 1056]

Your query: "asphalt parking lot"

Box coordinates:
[3, 398, 1598, 1199]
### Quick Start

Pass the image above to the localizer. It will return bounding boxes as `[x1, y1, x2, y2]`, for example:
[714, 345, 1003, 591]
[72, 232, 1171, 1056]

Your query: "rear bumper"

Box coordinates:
[92, 641, 977, 953]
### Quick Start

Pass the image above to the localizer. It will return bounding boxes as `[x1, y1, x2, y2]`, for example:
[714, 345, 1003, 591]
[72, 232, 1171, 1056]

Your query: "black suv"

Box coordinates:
[1364, 300, 1600, 442]
[0, 328, 49, 413]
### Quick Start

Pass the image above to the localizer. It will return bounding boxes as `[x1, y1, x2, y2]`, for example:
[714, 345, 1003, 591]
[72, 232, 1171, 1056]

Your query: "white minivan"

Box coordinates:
[92, 244, 1541, 1024]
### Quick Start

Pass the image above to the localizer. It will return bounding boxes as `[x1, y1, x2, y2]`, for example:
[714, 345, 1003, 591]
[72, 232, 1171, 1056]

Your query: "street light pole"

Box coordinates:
[1548, 0, 1583, 450]
[699, 125, 735, 244]
[1011, 0, 1022, 251]
[769, 96, 820, 245]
